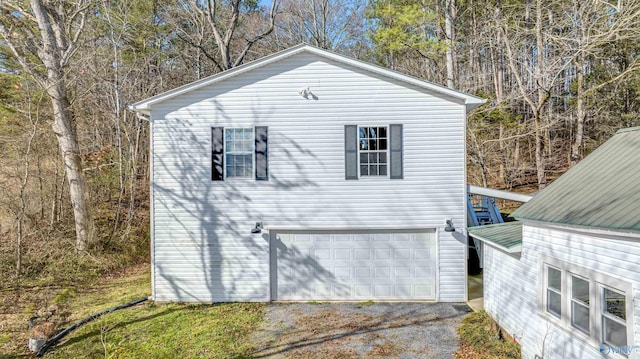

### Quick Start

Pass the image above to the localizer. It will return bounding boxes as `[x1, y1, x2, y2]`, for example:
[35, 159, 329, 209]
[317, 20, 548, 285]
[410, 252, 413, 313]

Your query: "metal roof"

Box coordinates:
[129, 44, 485, 116]
[468, 221, 523, 253]
[512, 127, 640, 231]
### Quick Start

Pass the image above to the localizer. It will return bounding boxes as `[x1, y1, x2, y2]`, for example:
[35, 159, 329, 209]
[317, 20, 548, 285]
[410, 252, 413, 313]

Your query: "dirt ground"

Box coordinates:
[251, 302, 471, 359]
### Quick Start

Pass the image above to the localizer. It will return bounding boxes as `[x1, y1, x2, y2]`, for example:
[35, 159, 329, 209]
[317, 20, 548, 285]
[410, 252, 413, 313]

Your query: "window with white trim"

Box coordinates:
[539, 256, 633, 354]
[571, 274, 590, 334]
[602, 286, 627, 347]
[225, 128, 254, 178]
[358, 126, 388, 177]
[546, 266, 562, 318]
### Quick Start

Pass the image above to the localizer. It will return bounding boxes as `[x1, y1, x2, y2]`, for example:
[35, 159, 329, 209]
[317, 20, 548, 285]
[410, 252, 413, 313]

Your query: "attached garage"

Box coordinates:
[271, 229, 437, 301]
[133, 44, 478, 303]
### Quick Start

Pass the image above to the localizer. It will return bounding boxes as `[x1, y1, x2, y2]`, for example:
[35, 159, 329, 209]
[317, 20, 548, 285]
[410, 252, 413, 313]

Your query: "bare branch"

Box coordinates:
[0, 21, 47, 85]
[233, 0, 279, 67]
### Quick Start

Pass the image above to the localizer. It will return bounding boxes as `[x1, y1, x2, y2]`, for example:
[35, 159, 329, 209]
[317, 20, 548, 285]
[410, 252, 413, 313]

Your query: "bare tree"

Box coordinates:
[0, 0, 95, 251]
[275, 0, 366, 52]
[187, 0, 279, 70]
[560, 0, 640, 166]
[499, 0, 566, 189]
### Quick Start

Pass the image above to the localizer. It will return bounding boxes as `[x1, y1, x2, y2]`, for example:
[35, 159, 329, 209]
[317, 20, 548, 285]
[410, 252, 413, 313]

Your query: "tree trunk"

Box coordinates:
[29, 0, 95, 251]
[570, 54, 585, 166]
[445, 0, 456, 89]
[49, 81, 95, 251]
[499, 123, 506, 185]
[534, 0, 546, 189]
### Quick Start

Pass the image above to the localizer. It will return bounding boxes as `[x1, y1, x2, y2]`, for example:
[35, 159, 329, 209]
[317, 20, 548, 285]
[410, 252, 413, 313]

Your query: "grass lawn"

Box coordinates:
[1, 267, 265, 358]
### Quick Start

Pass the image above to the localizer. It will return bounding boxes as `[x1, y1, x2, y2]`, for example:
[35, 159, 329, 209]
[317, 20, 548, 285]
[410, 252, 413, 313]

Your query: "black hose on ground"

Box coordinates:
[36, 296, 149, 357]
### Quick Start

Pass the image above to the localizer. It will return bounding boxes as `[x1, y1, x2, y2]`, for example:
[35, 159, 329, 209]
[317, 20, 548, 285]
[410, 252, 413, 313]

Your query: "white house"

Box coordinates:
[130, 44, 485, 303]
[469, 127, 640, 358]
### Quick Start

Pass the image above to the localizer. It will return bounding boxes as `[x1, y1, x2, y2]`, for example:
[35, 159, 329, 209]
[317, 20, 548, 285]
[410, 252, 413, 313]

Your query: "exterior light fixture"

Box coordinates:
[298, 87, 312, 98]
[444, 219, 455, 232]
[251, 222, 263, 234]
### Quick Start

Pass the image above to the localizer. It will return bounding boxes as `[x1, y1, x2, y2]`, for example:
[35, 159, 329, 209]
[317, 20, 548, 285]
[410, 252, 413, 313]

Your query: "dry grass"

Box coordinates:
[454, 310, 520, 359]
[0, 263, 150, 357]
[368, 341, 403, 357]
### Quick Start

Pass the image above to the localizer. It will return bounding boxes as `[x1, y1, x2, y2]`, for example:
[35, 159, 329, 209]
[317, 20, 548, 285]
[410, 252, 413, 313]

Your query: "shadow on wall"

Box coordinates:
[485, 244, 602, 358]
[271, 234, 346, 299]
[151, 101, 336, 302]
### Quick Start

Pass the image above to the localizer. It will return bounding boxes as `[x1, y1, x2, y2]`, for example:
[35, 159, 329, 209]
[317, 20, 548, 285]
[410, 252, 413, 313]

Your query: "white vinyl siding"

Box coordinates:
[484, 223, 640, 359]
[150, 52, 467, 302]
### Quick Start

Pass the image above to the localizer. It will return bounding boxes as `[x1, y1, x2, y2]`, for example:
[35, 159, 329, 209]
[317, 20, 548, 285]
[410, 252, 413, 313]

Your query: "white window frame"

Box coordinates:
[545, 264, 563, 319]
[357, 125, 389, 178]
[538, 255, 635, 357]
[569, 273, 591, 335]
[224, 127, 255, 179]
[601, 285, 629, 348]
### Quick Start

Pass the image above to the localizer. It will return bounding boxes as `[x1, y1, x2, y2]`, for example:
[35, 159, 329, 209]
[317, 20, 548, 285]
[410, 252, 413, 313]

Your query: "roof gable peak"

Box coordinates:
[129, 44, 485, 115]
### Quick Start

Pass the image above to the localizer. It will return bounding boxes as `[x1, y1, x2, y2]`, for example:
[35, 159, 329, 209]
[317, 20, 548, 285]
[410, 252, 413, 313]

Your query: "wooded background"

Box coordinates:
[0, 0, 638, 286]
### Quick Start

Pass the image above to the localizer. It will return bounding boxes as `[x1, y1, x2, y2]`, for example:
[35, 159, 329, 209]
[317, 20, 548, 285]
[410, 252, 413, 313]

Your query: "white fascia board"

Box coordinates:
[129, 44, 486, 115]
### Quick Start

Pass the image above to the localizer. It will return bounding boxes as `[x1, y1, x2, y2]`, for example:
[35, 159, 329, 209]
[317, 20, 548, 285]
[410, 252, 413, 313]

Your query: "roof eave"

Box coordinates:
[128, 104, 150, 116]
[469, 232, 522, 253]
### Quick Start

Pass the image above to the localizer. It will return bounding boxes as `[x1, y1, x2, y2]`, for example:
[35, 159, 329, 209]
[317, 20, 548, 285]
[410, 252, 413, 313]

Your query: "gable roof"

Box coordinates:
[468, 221, 522, 253]
[512, 127, 640, 232]
[129, 44, 485, 115]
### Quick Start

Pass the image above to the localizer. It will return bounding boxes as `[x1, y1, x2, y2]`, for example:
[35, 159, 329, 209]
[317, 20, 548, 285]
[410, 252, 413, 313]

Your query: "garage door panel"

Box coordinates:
[354, 249, 371, 259]
[354, 267, 371, 278]
[394, 248, 411, 259]
[374, 267, 391, 279]
[354, 233, 370, 241]
[415, 249, 433, 259]
[415, 285, 434, 297]
[273, 230, 436, 300]
[313, 249, 331, 259]
[334, 249, 351, 259]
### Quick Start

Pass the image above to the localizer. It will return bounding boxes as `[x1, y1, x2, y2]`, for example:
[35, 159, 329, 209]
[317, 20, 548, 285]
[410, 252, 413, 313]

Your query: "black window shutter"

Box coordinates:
[211, 127, 224, 181]
[389, 124, 403, 179]
[345, 125, 358, 180]
[255, 126, 268, 180]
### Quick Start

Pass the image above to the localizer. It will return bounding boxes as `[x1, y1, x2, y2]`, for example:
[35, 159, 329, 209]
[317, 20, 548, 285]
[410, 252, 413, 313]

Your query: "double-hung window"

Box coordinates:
[358, 126, 388, 177]
[344, 124, 403, 180]
[570, 275, 590, 334]
[225, 128, 254, 178]
[540, 255, 632, 353]
[602, 287, 627, 347]
[546, 266, 562, 318]
[211, 126, 268, 181]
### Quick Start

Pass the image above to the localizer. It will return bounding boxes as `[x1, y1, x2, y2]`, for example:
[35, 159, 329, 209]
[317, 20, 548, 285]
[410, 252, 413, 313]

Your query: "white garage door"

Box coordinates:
[271, 230, 437, 300]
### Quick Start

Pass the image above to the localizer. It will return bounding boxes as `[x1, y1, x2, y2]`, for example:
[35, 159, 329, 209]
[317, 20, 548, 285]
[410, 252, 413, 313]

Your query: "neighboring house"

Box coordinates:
[469, 127, 640, 358]
[130, 44, 484, 303]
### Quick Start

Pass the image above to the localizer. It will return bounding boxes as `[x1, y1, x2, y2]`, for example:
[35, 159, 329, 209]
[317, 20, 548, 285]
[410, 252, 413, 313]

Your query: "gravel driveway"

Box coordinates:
[251, 302, 471, 358]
